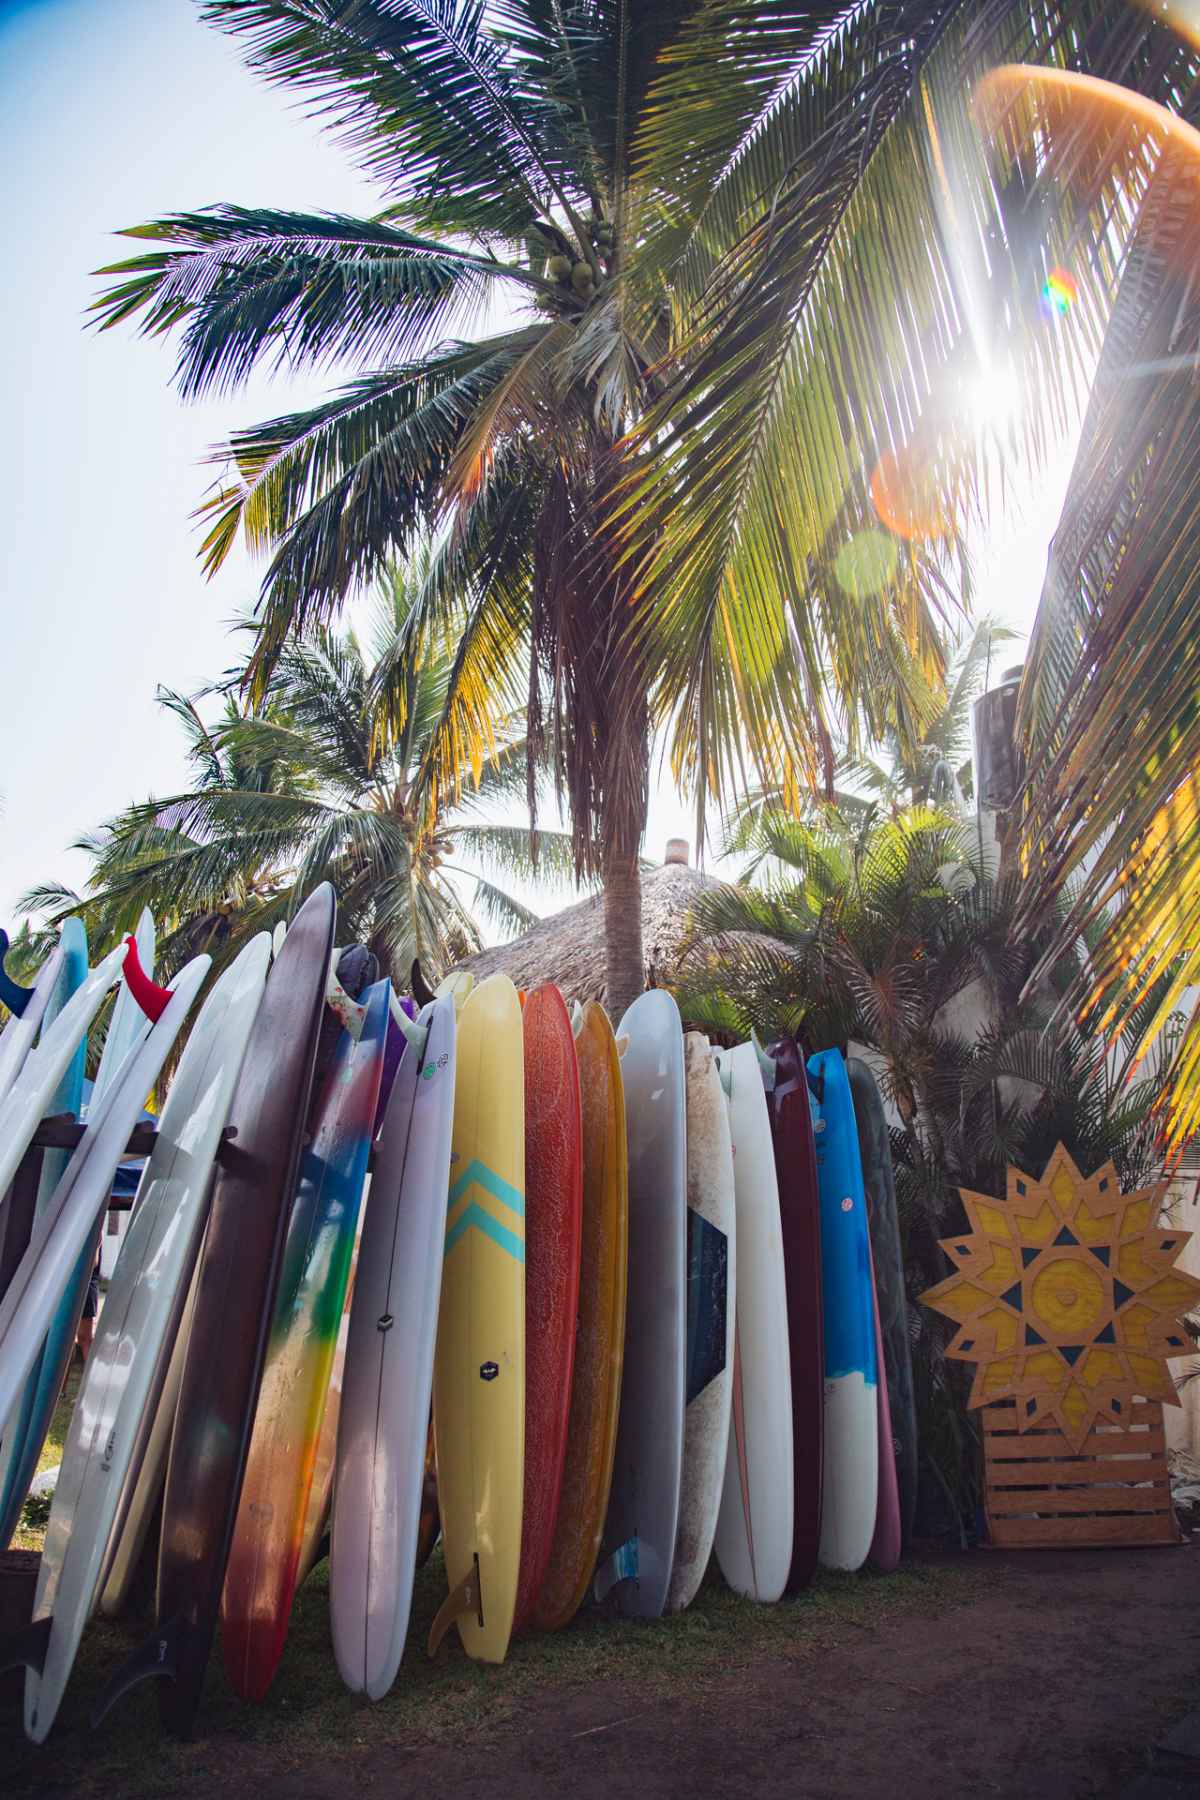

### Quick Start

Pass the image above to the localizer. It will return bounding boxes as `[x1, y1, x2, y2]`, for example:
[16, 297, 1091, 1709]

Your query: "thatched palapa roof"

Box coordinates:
[461, 852, 716, 1006]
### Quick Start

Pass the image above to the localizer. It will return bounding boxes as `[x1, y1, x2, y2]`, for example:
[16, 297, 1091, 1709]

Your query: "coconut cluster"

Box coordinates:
[533, 214, 614, 310]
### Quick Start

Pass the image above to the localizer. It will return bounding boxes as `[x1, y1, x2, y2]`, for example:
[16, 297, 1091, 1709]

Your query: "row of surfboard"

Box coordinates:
[0, 880, 917, 1744]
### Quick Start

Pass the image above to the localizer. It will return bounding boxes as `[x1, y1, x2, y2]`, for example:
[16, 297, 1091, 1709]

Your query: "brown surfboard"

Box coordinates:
[92, 884, 335, 1739]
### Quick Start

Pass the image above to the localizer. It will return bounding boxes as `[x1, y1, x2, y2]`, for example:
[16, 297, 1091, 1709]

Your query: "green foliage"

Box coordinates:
[675, 803, 1196, 1525]
[21, 561, 575, 988]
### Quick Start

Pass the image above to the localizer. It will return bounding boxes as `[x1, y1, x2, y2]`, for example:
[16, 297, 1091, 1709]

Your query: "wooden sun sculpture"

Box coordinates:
[920, 1145, 1200, 1450]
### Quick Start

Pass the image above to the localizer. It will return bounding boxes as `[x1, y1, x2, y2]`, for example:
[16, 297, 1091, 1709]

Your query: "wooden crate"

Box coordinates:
[982, 1399, 1180, 1548]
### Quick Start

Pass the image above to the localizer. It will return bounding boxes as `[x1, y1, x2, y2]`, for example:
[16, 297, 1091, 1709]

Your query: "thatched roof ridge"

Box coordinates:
[459, 861, 718, 1005]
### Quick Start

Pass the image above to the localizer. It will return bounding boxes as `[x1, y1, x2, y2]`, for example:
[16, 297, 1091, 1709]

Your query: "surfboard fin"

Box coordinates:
[750, 1030, 777, 1091]
[0, 1614, 50, 1676]
[122, 935, 173, 1023]
[90, 1613, 183, 1727]
[435, 970, 473, 1012]
[0, 930, 35, 1018]
[325, 956, 367, 1040]
[593, 1536, 639, 1606]
[411, 959, 436, 1008]
[426, 1558, 482, 1657]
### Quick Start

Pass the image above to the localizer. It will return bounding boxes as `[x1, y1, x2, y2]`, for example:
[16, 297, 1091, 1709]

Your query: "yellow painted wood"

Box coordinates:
[532, 1002, 629, 1630]
[432, 974, 525, 1663]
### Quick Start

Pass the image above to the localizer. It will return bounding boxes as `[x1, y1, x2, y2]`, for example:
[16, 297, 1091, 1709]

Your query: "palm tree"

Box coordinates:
[91, 0, 1101, 1015]
[23, 563, 571, 984]
[672, 801, 1195, 1521]
[1006, 63, 1200, 1148]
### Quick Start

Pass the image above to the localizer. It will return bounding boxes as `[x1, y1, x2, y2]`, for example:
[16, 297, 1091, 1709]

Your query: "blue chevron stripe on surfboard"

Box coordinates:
[447, 1158, 525, 1219]
[444, 1201, 525, 1264]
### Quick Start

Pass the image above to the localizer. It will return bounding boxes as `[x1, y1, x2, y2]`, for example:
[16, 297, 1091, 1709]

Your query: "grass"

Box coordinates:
[11, 1363, 82, 1552]
[1, 1549, 980, 1799]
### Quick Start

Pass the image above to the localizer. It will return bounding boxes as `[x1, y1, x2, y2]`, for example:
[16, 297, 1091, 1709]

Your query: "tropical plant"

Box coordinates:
[672, 803, 1196, 1524]
[88, 0, 1069, 1021]
[1010, 60, 1200, 1149]
[22, 563, 573, 985]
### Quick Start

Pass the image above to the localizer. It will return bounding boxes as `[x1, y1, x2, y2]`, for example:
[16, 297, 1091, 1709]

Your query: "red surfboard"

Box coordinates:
[514, 984, 583, 1628]
[868, 1238, 902, 1571]
[769, 1038, 824, 1592]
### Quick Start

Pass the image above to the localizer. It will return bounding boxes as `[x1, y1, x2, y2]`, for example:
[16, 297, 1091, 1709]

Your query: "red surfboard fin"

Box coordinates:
[122, 935, 172, 1023]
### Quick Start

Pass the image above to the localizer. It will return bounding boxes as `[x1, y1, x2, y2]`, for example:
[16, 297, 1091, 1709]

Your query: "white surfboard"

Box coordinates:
[92, 910, 156, 1105]
[667, 1034, 735, 1613]
[0, 953, 209, 1434]
[95, 910, 156, 1281]
[19, 936, 270, 1741]
[96, 1254, 197, 1616]
[597, 989, 686, 1619]
[330, 993, 456, 1698]
[713, 1041, 795, 1603]
[0, 942, 129, 1203]
[0, 943, 66, 1106]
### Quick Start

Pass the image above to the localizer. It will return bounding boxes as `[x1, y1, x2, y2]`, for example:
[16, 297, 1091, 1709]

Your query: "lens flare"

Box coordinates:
[1041, 268, 1078, 318]
[1134, 1, 1200, 53]
[833, 529, 900, 600]
[869, 443, 948, 544]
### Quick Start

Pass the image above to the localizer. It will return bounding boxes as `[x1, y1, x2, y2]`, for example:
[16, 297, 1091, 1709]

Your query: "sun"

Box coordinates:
[920, 1145, 1200, 1449]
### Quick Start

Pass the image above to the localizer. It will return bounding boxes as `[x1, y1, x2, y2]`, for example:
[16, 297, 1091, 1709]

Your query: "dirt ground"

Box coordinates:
[7, 1544, 1198, 1799]
[203, 1546, 1198, 1800]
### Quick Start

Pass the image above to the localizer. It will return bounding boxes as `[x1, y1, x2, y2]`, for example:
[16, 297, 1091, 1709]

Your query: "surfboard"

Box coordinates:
[295, 1236, 361, 1590]
[0, 939, 128, 1203]
[768, 1037, 824, 1592]
[9, 937, 271, 1742]
[0, 936, 65, 1105]
[0, 950, 209, 1442]
[668, 1033, 735, 1613]
[222, 975, 389, 1702]
[713, 1040, 794, 1603]
[596, 988, 686, 1619]
[331, 992, 456, 1697]
[429, 973, 524, 1665]
[533, 1001, 628, 1631]
[90, 883, 335, 1739]
[808, 1048, 878, 1573]
[867, 1239, 901, 1573]
[0, 916, 153, 1547]
[96, 1255, 196, 1618]
[0, 922, 86, 1308]
[514, 984, 582, 1630]
[847, 1057, 918, 1550]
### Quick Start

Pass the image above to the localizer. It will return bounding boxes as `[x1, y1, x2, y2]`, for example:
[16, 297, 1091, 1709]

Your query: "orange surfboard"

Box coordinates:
[513, 985, 583, 1628]
[533, 1001, 628, 1630]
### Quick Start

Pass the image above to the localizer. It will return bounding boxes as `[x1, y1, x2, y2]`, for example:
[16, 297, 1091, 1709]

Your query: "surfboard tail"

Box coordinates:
[427, 1556, 481, 1657]
[89, 1612, 183, 1728]
[0, 1613, 50, 1676]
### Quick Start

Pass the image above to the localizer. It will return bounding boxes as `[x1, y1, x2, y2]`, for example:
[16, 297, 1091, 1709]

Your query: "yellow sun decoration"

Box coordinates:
[920, 1145, 1200, 1448]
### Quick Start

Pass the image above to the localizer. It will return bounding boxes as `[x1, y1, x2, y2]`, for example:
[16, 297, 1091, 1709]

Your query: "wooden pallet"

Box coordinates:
[982, 1399, 1180, 1548]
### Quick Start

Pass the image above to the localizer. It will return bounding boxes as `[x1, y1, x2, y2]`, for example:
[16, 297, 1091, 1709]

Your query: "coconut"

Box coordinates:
[546, 253, 572, 282]
[571, 261, 595, 296]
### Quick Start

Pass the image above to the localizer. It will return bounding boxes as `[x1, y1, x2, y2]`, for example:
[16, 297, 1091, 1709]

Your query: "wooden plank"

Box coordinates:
[986, 1457, 1173, 1488]
[987, 1511, 1179, 1548]
[982, 1424, 1165, 1460]
[986, 1483, 1174, 1516]
[984, 1400, 1163, 1430]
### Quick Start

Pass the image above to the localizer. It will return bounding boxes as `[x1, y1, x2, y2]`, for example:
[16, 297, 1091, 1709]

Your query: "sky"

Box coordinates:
[0, 0, 1077, 935]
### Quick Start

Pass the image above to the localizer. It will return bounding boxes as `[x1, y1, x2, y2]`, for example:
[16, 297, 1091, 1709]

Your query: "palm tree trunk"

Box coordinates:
[603, 847, 644, 1024]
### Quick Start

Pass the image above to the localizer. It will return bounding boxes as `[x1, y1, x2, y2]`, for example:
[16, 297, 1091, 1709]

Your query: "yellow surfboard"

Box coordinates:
[430, 973, 525, 1663]
[533, 1000, 628, 1630]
